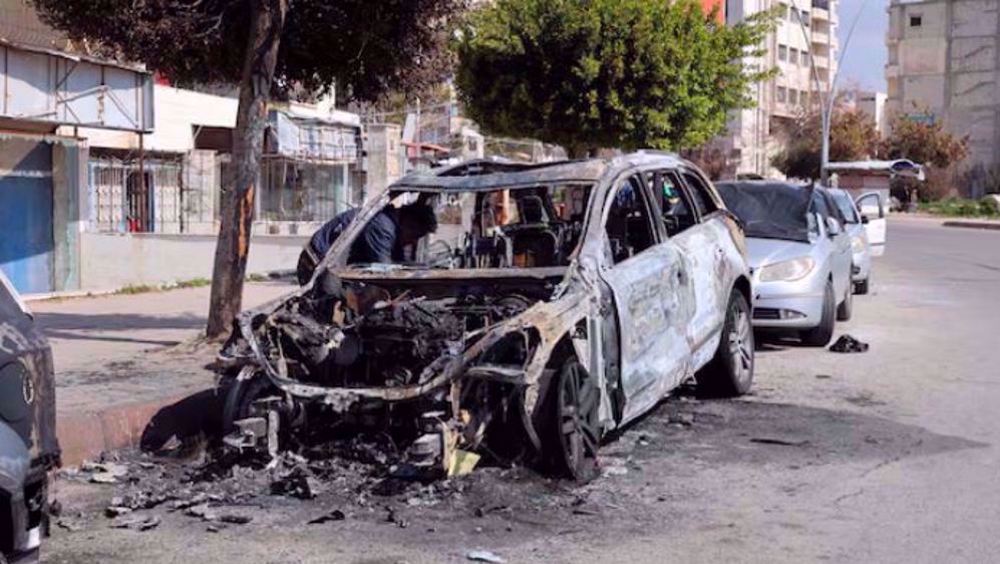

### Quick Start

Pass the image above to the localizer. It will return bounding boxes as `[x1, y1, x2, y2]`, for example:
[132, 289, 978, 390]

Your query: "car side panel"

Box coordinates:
[603, 241, 694, 425]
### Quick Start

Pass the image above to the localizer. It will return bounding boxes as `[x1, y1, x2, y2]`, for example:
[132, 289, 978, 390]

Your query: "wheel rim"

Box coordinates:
[557, 361, 600, 478]
[727, 301, 753, 385]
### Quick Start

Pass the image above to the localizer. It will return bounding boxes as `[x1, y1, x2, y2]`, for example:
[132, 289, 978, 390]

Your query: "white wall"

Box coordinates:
[79, 232, 306, 291]
[60, 85, 238, 151]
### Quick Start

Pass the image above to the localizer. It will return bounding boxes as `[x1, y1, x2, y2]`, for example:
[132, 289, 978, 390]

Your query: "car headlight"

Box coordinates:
[852, 236, 866, 253]
[758, 257, 816, 282]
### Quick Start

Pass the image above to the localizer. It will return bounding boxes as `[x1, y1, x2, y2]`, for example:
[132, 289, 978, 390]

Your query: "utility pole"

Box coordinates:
[791, 0, 869, 185]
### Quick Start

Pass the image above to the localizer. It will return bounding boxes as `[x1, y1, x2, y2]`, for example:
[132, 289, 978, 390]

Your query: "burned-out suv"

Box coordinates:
[0, 271, 58, 562]
[218, 152, 753, 479]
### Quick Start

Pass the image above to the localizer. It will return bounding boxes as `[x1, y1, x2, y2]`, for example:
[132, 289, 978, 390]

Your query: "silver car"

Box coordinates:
[716, 182, 853, 346]
[219, 152, 754, 480]
[829, 188, 887, 295]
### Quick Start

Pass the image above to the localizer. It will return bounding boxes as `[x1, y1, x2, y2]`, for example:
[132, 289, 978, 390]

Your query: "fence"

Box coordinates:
[89, 155, 185, 233]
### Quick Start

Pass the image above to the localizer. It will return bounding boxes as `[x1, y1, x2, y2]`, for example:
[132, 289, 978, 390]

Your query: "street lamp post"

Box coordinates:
[790, 0, 869, 185]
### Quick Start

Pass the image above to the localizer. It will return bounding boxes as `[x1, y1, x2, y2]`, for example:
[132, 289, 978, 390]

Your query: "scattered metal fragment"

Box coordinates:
[749, 437, 810, 447]
[55, 519, 84, 532]
[466, 549, 506, 563]
[668, 413, 695, 426]
[308, 509, 346, 524]
[110, 515, 161, 531]
[219, 514, 252, 525]
[829, 334, 869, 353]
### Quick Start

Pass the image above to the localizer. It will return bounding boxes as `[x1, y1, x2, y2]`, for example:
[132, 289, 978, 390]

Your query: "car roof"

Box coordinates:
[390, 151, 688, 192]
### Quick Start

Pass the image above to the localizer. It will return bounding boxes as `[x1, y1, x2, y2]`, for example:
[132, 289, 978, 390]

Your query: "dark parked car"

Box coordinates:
[0, 271, 58, 563]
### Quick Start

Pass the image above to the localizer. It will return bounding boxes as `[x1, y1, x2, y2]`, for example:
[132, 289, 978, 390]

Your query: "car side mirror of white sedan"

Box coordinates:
[860, 214, 870, 225]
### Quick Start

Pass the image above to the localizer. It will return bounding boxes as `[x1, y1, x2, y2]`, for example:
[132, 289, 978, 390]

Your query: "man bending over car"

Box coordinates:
[296, 202, 438, 285]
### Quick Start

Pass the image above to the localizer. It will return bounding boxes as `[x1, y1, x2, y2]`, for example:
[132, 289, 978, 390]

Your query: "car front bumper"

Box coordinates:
[751, 291, 825, 329]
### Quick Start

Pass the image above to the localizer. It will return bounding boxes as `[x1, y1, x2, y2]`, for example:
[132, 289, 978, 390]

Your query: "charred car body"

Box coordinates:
[219, 152, 754, 479]
[0, 271, 59, 563]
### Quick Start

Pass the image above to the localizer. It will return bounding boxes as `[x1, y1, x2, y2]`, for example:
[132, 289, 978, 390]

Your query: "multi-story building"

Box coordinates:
[718, 0, 839, 177]
[886, 0, 1000, 195]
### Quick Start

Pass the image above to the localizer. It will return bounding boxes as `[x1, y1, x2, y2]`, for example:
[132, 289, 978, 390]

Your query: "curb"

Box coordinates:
[57, 389, 209, 467]
[941, 220, 1000, 231]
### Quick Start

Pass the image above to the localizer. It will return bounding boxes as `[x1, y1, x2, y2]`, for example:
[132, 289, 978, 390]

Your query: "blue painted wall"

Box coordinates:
[0, 139, 54, 294]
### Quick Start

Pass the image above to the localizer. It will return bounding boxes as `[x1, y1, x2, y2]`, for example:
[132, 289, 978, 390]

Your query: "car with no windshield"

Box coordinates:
[218, 152, 754, 479]
[0, 271, 59, 563]
[715, 181, 854, 346]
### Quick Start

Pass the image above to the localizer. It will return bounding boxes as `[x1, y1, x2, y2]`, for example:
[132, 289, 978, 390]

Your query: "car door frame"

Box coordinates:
[855, 191, 887, 256]
[673, 165, 735, 366]
[594, 167, 694, 424]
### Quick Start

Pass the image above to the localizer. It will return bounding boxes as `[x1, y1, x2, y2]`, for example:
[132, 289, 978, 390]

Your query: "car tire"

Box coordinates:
[542, 356, 600, 482]
[222, 372, 276, 435]
[698, 289, 754, 397]
[854, 276, 870, 295]
[837, 281, 853, 321]
[800, 280, 835, 347]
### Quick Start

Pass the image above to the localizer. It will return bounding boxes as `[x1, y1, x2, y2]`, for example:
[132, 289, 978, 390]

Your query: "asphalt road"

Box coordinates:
[45, 218, 1000, 563]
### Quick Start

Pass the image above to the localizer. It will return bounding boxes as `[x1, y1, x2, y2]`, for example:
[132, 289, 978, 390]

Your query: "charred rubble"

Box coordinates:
[217, 274, 561, 477]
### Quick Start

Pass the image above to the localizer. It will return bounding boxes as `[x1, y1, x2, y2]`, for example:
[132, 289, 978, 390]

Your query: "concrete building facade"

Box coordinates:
[886, 0, 1000, 195]
[718, 0, 840, 177]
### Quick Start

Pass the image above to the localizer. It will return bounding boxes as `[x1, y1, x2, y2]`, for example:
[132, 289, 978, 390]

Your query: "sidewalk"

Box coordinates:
[30, 280, 296, 465]
[891, 213, 1000, 230]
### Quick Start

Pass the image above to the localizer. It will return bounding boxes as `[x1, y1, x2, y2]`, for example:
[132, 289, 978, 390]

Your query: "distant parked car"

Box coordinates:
[0, 270, 59, 563]
[716, 181, 853, 346]
[828, 188, 887, 294]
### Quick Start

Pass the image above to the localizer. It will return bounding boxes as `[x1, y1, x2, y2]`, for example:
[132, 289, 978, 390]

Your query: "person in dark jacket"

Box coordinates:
[296, 202, 438, 285]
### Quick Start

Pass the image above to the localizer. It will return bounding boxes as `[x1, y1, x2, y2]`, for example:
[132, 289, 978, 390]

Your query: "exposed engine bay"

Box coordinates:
[219, 274, 563, 476]
[258, 287, 538, 391]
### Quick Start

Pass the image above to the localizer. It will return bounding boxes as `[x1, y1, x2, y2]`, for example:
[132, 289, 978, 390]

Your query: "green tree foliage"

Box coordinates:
[772, 108, 881, 181]
[881, 111, 968, 169]
[454, 0, 776, 157]
[881, 109, 968, 202]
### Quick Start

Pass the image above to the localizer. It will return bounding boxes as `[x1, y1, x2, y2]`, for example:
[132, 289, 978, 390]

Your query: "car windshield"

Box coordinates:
[832, 192, 860, 223]
[353, 183, 593, 270]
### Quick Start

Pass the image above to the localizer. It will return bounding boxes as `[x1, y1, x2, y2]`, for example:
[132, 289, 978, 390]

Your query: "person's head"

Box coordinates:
[397, 202, 438, 246]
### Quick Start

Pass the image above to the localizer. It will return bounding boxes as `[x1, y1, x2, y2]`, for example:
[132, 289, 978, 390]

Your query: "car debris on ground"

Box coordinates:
[829, 334, 870, 353]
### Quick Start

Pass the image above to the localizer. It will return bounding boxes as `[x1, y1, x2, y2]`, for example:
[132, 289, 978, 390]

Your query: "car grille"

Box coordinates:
[753, 308, 781, 320]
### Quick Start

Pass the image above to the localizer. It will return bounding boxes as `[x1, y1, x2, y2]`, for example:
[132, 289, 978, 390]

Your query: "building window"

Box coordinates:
[779, 44, 788, 61]
[909, 14, 922, 27]
[789, 48, 799, 64]
[801, 10, 810, 24]
[777, 86, 787, 103]
[788, 6, 796, 21]
[789, 89, 799, 104]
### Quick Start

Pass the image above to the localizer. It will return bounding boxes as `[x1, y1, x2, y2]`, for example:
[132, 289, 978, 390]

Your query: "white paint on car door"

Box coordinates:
[597, 173, 694, 425]
[855, 192, 887, 256]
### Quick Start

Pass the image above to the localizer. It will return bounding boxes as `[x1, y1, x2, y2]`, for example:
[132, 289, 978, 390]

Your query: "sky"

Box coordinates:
[836, 0, 889, 93]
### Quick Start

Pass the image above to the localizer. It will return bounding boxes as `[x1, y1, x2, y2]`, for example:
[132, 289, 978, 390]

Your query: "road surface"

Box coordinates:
[45, 218, 1000, 563]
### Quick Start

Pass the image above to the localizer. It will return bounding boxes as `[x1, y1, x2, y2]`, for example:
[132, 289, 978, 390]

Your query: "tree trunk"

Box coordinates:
[206, 0, 288, 338]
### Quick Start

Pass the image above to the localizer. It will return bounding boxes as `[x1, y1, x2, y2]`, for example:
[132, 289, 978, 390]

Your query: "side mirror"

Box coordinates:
[860, 214, 870, 225]
[826, 217, 842, 237]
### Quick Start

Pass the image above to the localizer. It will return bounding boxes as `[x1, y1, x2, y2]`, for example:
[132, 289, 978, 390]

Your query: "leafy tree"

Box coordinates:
[454, 0, 776, 158]
[772, 108, 880, 181]
[33, 0, 461, 337]
[882, 107, 968, 202]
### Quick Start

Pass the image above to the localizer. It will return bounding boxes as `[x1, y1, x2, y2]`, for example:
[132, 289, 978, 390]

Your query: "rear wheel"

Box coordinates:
[800, 280, 835, 347]
[699, 289, 754, 397]
[837, 281, 854, 321]
[546, 358, 600, 481]
[854, 276, 870, 295]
